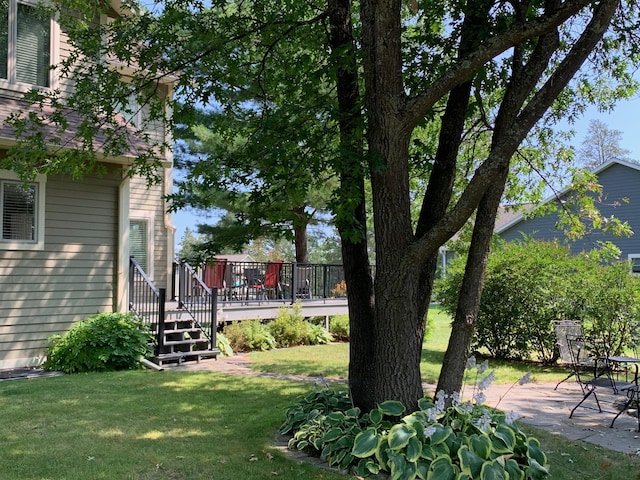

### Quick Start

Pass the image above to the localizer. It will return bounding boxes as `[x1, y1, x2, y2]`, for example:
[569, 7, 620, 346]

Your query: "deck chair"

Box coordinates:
[554, 320, 587, 390]
[294, 265, 312, 299]
[244, 267, 266, 301]
[202, 258, 227, 295]
[263, 261, 284, 300]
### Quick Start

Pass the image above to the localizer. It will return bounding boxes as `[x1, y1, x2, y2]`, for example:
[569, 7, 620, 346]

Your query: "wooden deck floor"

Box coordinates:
[167, 298, 348, 322]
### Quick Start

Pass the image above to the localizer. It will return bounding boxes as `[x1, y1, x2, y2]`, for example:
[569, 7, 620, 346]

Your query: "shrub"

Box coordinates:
[223, 320, 276, 352]
[267, 303, 333, 347]
[329, 315, 350, 341]
[268, 303, 310, 347]
[435, 238, 640, 362]
[306, 323, 334, 345]
[42, 312, 153, 373]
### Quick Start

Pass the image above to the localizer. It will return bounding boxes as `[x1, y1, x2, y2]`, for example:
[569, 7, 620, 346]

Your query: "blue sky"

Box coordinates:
[171, 94, 640, 247]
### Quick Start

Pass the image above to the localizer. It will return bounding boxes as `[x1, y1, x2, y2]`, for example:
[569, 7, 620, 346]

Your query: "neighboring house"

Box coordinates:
[0, 1, 175, 369]
[496, 159, 640, 270]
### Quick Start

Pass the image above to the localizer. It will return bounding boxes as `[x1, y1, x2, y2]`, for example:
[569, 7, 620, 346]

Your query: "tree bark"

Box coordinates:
[327, 0, 376, 409]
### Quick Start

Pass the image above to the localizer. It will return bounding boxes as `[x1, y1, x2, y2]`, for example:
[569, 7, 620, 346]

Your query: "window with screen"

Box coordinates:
[130, 218, 148, 272]
[0, 0, 51, 87]
[1, 180, 36, 242]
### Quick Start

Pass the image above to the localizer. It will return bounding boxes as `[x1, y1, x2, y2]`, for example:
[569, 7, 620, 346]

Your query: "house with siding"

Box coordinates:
[0, 0, 175, 369]
[496, 159, 640, 269]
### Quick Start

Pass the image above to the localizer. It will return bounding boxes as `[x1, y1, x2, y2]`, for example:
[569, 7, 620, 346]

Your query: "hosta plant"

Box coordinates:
[281, 364, 549, 480]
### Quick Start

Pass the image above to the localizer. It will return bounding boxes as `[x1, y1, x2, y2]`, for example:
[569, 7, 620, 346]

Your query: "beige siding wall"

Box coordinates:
[129, 173, 170, 289]
[0, 171, 120, 369]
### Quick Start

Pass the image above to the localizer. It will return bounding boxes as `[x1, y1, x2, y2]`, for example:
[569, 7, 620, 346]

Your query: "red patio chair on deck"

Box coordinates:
[202, 258, 227, 297]
[263, 260, 284, 300]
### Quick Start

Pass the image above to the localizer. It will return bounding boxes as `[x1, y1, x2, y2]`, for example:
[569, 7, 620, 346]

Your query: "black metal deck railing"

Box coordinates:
[173, 260, 346, 306]
[129, 256, 166, 354]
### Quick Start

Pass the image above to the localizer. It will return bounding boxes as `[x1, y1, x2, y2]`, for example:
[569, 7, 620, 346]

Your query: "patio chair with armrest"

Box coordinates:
[244, 267, 266, 302]
[263, 260, 284, 300]
[294, 265, 312, 299]
[202, 258, 227, 296]
[554, 319, 590, 390]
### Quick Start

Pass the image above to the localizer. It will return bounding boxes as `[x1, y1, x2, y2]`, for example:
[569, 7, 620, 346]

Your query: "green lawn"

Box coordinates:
[3, 367, 640, 479]
[248, 306, 568, 385]
[3, 308, 639, 479]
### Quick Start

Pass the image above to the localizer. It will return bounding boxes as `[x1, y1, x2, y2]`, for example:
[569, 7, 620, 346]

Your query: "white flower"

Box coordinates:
[426, 407, 438, 422]
[505, 411, 520, 425]
[518, 372, 532, 385]
[423, 425, 437, 438]
[475, 412, 493, 432]
[477, 359, 490, 375]
[473, 391, 486, 405]
[477, 371, 496, 391]
[450, 391, 461, 407]
[434, 390, 446, 412]
[466, 355, 477, 370]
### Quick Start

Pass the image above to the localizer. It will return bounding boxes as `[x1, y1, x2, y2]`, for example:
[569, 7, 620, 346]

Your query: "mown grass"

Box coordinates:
[4, 307, 640, 479]
[1, 370, 352, 480]
[248, 306, 568, 385]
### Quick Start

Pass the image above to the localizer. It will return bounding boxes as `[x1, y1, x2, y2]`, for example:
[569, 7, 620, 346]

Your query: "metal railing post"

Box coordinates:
[291, 262, 298, 305]
[178, 263, 185, 309]
[157, 288, 166, 356]
[128, 257, 135, 308]
[211, 287, 218, 350]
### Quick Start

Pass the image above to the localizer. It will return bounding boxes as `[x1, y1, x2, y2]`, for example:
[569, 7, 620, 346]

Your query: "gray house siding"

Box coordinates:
[498, 161, 640, 261]
[0, 172, 119, 368]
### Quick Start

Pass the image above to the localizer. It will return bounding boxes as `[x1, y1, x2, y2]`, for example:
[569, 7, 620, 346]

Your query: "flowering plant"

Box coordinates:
[282, 358, 549, 479]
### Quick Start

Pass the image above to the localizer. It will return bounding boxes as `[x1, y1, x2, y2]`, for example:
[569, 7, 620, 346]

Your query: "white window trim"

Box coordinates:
[130, 210, 154, 278]
[0, 0, 59, 93]
[0, 169, 46, 251]
[628, 254, 640, 274]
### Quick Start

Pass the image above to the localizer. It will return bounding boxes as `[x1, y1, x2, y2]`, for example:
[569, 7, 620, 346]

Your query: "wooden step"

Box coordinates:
[154, 349, 219, 366]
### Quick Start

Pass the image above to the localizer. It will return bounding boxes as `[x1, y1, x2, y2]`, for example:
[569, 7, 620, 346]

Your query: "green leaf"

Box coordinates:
[526, 438, 548, 467]
[352, 428, 380, 458]
[430, 425, 453, 445]
[406, 436, 422, 463]
[369, 408, 383, 425]
[322, 428, 343, 443]
[504, 458, 525, 480]
[469, 434, 492, 459]
[379, 400, 406, 417]
[388, 423, 417, 451]
[525, 458, 550, 480]
[479, 459, 509, 480]
[457, 445, 484, 478]
[427, 456, 456, 480]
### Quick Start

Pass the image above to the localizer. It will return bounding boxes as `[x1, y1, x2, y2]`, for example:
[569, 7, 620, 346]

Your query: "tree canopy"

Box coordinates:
[4, 0, 640, 411]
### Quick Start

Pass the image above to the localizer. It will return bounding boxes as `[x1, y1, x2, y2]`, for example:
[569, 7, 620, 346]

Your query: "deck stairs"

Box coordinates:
[153, 306, 219, 367]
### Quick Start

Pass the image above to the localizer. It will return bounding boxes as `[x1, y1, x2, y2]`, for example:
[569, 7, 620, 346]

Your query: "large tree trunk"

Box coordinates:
[327, 0, 376, 409]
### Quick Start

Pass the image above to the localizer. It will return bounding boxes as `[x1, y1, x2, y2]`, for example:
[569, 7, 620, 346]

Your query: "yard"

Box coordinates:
[2, 308, 639, 479]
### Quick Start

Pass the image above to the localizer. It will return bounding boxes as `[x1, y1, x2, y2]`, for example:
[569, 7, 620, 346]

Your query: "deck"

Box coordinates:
[166, 298, 349, 322]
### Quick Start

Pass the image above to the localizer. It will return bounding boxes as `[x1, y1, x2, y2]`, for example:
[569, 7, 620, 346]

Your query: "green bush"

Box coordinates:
[329, 315, 350, 341]
[223, 320, 276, 352]
[267, 303, 333, 347]
[435, 238, 640, 362]
[268, 303, 310, 347]
[42, 312, 153, 373]
[306, 323, 334, 345]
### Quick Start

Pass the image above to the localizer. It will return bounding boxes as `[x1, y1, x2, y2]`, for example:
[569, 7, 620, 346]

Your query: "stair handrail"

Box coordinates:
[129, 256, 165, 355]
[177, 261, 217, 344]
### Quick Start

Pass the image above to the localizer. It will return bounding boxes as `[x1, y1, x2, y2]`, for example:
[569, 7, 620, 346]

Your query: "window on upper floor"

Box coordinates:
[0, 170, 46, 250]
[0, 0, 51, 88]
